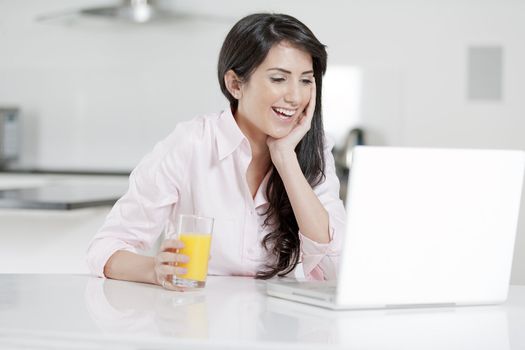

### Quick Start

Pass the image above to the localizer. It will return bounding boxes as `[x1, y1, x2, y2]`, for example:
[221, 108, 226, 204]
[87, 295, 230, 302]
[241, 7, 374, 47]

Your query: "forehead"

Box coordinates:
[258, 42, 313, 73]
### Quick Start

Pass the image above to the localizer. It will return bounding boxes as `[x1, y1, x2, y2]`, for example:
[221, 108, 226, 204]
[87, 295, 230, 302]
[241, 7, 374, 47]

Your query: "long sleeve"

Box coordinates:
[86, 121, 198, 278]
[298, 137, 346, 280]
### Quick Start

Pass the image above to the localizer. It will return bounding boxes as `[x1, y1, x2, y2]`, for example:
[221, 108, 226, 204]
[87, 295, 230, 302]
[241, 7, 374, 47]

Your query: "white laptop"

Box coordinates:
[266, 146, 525, 310]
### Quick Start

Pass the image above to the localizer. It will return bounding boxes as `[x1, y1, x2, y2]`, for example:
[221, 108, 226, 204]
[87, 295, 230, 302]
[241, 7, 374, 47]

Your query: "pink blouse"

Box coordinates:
[86, 107, 346, 280]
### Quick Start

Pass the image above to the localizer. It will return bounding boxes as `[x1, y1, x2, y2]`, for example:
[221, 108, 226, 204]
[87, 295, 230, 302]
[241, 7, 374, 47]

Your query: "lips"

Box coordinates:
[271, 107, 297, 122]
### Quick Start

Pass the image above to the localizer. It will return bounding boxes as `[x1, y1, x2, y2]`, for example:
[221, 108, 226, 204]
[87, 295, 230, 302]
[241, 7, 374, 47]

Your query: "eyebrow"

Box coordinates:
[267, 68, 314, 75]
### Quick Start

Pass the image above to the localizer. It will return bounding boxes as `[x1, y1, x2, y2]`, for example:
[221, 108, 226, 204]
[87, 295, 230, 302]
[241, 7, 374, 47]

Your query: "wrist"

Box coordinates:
[272, 150, 300, 173]
[148, 257, 159, 285]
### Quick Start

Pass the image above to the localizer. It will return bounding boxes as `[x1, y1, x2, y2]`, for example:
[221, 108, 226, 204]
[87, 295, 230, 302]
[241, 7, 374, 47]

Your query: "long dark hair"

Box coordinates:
[217, 13, 328, 279]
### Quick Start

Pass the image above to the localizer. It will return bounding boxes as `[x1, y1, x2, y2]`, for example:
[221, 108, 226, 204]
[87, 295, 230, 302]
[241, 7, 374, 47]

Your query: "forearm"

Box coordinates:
[104, 250, 157, 285]
[274, 153, 330, 244]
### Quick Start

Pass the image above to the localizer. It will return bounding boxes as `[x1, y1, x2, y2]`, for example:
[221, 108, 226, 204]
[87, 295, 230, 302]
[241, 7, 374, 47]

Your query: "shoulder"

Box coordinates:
[140, 111, 222, 166]
[165, 111, 221, 143]
[134, 111, 222, 180]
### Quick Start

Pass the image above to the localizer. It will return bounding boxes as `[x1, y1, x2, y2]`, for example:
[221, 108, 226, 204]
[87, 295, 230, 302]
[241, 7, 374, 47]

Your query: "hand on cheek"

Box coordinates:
[267, 82, 316, 166]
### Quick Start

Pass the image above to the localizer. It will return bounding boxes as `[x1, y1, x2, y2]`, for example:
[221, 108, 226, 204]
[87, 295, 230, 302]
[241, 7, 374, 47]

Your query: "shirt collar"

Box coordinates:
[216, 106, 271, 208]
[216, 106, 246, 161]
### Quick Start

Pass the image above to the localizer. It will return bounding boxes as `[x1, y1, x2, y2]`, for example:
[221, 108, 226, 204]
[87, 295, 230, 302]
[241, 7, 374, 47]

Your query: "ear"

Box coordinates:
[224, 70, 243, 100]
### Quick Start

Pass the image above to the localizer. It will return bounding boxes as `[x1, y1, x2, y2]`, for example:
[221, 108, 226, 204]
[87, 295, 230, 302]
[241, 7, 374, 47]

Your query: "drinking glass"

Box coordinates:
[168, 214, 214, 289]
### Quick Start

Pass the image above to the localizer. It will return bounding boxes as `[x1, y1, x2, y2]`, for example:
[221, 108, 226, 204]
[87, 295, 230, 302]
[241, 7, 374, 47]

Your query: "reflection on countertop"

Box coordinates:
[84, 276, 520, 349]
[1, 274, 524, 349]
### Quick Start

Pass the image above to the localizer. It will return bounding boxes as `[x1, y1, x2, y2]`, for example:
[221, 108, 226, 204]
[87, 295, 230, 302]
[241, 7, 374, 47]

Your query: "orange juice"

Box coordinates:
[176, 233, 212, 282]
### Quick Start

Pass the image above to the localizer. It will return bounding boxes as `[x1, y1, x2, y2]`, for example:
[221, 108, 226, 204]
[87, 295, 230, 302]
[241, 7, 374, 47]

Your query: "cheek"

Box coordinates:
[259, 81, 284, 103]
[247, 84, 273, 108]
[301, 88, 311, 105]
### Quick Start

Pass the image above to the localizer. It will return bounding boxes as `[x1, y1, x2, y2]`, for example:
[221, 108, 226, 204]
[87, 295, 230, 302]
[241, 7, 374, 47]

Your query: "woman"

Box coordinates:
[86, 13, 346, 287]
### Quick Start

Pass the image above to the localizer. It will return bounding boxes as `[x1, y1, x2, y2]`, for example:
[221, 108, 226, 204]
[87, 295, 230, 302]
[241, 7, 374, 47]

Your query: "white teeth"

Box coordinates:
[273, 107, 296, 117]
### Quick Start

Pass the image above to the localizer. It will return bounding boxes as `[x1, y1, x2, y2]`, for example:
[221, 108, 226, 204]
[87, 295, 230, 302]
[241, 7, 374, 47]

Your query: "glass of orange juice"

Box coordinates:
[171, 214, 214, 289]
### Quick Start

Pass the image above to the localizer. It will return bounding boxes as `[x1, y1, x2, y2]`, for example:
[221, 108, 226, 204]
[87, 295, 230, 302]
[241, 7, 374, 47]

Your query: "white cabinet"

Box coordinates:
[0, 173, 134, 273]
[0, 207, 112, 273]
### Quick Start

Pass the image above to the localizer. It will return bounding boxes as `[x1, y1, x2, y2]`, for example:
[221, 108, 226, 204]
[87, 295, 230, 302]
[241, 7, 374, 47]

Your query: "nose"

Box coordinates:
[283, 81, 301, 107]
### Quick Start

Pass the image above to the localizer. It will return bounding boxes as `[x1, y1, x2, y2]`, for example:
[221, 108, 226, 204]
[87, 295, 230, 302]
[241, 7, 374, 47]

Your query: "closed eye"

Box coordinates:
[270, 77, 285, 83]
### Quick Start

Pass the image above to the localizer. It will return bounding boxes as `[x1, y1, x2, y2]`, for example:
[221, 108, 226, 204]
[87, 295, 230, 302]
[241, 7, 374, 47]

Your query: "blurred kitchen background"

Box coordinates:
[1, 0, 525, 283]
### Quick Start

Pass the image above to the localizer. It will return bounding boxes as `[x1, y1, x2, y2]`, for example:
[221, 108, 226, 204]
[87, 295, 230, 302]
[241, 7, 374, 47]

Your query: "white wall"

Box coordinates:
[1, 0, 525, 283]
[0, 0, 232, 170]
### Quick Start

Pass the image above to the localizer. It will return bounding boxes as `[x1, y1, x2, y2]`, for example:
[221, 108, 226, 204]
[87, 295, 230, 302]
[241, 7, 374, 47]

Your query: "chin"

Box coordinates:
[268, 128, 292, 139]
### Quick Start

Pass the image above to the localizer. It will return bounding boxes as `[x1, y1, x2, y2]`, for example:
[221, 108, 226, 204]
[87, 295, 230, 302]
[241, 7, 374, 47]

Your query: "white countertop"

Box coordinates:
[1, 274, 524, 349]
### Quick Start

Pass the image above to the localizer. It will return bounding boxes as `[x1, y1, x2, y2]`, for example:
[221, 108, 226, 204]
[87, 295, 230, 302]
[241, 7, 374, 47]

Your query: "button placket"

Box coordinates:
[245, 208, 259, 263]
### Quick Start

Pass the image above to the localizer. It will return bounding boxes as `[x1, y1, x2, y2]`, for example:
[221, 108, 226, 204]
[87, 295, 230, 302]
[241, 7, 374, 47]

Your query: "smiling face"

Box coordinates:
[232, 41, 314, 144]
